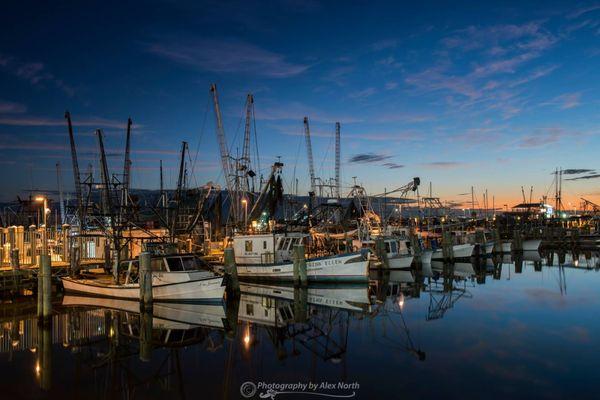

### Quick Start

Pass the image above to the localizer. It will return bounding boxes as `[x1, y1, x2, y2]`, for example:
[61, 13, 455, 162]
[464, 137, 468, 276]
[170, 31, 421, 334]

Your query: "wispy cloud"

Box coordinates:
[566, 173, 600, 181]
[541, 92, 582, 109]
[256, 101, 362, 123]
[348, 153, 391, 163]
[567, 4, 600, 19]
[146, 37, 310, 78]
[404, 21, 559, 119]
[0, 53, 74, 96]
[420, 161, 468, 168]
[383, 162, 404, 169]
[515, 127, 583, 148]
[0, 115, 136, 129]
[348, 87, 377, 99]
[0, 100, 27, 114]
[561, 169, 595, 175]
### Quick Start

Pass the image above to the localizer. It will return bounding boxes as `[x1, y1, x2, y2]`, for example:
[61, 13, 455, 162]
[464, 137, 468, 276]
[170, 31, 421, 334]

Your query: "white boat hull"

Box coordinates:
[420, 250, 433, 264]
[501, 241, 512, 253]
[61, 276, 225, 302]
[236, 252, 368, 282]
[432, 244, 475, 259]
[523, 239, 541, 252]
[387, 254, 414, 269]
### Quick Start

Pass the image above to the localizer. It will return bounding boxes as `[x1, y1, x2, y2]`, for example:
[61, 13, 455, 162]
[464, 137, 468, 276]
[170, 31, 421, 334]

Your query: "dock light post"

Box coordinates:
[35, 196, 49, 255]
[242, 199, 248, 230]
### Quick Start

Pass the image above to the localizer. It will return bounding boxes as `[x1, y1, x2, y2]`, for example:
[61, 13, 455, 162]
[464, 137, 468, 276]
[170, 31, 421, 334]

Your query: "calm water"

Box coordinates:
[1, 251, 600, 399]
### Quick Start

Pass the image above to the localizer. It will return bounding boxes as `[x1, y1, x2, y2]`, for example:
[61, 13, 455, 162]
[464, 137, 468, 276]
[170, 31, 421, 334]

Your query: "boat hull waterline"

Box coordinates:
[235, 252, 368, 282]
[61, 276, 225, 302]
[431, 244, 475, 260]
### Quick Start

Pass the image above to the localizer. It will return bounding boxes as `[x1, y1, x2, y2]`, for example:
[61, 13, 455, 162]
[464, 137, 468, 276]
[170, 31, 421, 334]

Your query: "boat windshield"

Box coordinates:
[167, 257, 185, 271]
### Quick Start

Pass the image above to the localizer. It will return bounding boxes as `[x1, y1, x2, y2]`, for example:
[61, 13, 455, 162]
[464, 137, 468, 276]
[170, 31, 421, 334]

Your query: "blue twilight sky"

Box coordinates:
[0, 1, 599, 206]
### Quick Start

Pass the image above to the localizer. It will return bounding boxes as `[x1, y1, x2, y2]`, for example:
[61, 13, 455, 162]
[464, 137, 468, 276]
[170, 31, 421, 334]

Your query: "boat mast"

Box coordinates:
[334, 122, 341, 199]
[304, 117, 316, 206]
[122, 117, 132, 210]
[210, 84, 238, 227]
[56, 162, 65, 225]
[65, 111, 84, 227]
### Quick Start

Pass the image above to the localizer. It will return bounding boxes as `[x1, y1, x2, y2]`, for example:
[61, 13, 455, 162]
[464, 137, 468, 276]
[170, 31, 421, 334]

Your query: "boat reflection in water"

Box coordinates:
[62, 295, 227, 330]
[3, 250, 600, 398]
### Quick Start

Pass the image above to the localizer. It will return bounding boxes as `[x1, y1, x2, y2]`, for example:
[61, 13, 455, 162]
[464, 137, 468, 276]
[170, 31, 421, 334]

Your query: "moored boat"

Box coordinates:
[232, 233, 369, 281]
[61, 254, 225, 302]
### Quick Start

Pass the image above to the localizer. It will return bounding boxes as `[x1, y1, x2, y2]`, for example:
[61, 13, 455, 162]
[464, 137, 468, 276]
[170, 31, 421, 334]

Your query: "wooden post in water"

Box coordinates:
[40, 320, 52, 391]
[293, 244, 308, 286]
[409, 231, 422, 262]
[294, 287, 308, 322]
[139, 252, 153, 309]
[224, 247, 239, 294]
[41, 254, 52, 319]
[10, 249, 19, 270]
[69, 237, 80, 278]
[492, 229, 502, 253]
[513, 229, 523, 251]
[224, 295, 240, 339]
[442, 231, 454, 261]
[139, 307, 153, 362]
[375, 237, 389, 269]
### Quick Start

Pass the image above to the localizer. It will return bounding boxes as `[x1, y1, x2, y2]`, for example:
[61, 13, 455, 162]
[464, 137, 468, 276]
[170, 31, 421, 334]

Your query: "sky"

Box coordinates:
[0, 0, 599, 209]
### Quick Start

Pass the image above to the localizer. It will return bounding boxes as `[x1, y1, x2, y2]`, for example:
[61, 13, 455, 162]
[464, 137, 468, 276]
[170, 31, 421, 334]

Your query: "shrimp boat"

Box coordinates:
[232, 233, 369, 282]
[61, 253, 225, 302]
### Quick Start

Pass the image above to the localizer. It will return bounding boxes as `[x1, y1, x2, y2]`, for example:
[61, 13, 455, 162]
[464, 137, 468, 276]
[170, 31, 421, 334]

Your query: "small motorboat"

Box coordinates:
[61, 254, 225, 302]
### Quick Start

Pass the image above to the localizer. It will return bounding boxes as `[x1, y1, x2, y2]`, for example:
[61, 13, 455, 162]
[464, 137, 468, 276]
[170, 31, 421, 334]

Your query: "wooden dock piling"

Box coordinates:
[41, 254, 52, 319]
[139, 308, 153, 362]
[375, 237, 389, 268]
[294, 287, 308, 322]
[224, 247, 240, 293]
[293, 244, 308, 286]
[139, 252, 153, 308]
[442, 231, 454, 261]
[513, 230, 523, 251]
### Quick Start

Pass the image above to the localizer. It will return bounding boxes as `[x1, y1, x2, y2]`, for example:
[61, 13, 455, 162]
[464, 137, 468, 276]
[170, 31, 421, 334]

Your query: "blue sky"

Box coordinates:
[0, 1, 599, 207]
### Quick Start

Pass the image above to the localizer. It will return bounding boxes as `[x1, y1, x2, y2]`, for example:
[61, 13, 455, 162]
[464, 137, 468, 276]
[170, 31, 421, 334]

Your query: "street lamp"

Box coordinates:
[241, 199, 248, 230]
[35, 196, 49, 255]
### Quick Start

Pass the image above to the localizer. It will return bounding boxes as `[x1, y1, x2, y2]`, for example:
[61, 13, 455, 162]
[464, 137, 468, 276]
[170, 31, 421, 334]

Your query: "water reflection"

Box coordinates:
[1, 250, 600, 398]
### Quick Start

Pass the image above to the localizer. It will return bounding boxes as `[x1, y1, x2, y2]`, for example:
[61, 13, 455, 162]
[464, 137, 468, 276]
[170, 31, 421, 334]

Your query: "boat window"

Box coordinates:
[151, 258, 166, 271]
[391, 242, 398, 254]
[245, 240, 253, 252]
[167, 257, 185, 271]
[277, 238, 285, 250]
[385, 242, 391, 253]
[284, 238, 292, 250]
[263, 240, 267, 250]
[246, 303, 254, 316]
[181, 257, 199, 271]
